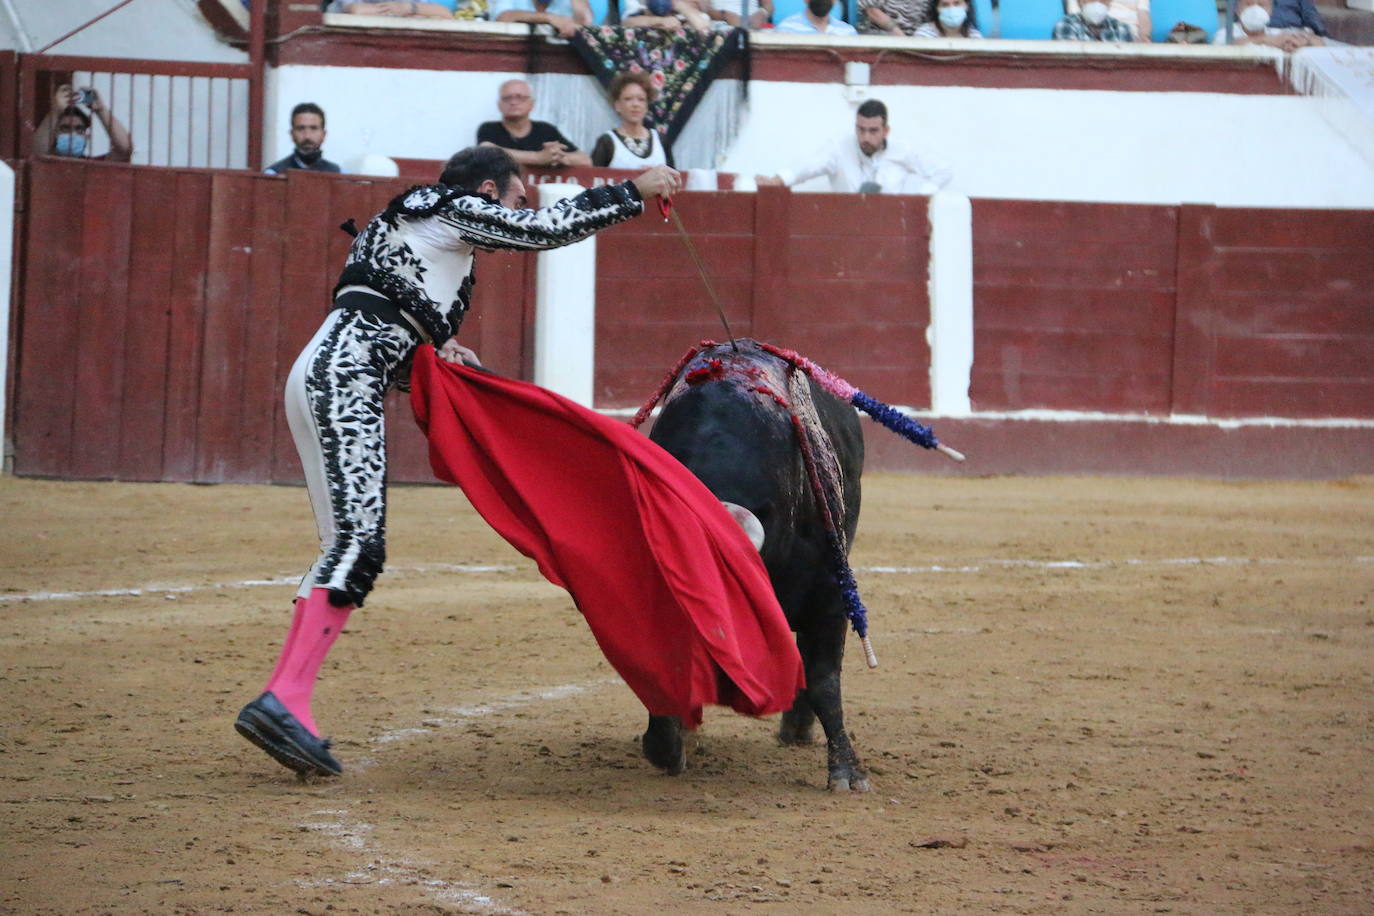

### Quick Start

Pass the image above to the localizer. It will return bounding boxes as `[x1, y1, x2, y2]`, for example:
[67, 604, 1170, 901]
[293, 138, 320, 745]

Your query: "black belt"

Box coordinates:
[333, 290, 425, 341]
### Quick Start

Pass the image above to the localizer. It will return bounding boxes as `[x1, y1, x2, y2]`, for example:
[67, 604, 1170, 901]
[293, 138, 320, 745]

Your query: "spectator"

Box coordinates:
[1051, 1, 1135, 40]
[1212, 0, 1323, 47]
[32, 85, 132, 162]
[756, 98, 950, 194]
[622, 0, 713, 31]
[590, 72, 676, 169]
[1065, 0, 1151, 41]
[329, 0, 461, 16]
[1269, 0, 1327, 37]
[857, 0, 931, 36]
[913, 0, 982, 36]
[775, 0, 858, 34]
[705, 0, 773, 29]
[477, 79, 592, 168]
[490, 0, 592, 36]
[265, 103, 341, 175]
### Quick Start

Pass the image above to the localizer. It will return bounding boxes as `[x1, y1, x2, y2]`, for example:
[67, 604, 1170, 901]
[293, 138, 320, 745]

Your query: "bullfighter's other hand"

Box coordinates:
[437, 338, 482, 367]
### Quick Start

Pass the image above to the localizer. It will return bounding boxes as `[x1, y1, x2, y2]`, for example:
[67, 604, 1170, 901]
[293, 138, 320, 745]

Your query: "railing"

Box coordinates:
[16, 54, 254, 169]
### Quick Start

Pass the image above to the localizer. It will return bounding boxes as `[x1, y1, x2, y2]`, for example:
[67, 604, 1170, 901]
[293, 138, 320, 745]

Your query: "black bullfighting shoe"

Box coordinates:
[234, 691, 342, 778]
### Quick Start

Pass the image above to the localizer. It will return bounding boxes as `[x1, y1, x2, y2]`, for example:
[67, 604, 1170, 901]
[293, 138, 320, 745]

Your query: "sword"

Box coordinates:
[659, 196, 739, 352]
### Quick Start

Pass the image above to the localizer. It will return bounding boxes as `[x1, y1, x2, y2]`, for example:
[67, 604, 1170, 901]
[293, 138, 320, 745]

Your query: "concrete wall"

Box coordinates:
[718, 80, 1374, 209]
[268, 64, 1374, 208]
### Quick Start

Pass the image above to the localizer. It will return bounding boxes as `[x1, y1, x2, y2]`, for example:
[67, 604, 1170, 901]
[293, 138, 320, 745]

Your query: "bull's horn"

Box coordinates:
[720, 502, 765, 552]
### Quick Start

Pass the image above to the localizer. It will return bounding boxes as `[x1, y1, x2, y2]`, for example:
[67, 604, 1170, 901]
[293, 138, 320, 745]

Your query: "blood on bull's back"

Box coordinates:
[643, 340, 872, 791]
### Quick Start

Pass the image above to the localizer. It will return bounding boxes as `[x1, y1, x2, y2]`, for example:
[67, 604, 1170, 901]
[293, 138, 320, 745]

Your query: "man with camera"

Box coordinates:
[32, 84, 133, 162]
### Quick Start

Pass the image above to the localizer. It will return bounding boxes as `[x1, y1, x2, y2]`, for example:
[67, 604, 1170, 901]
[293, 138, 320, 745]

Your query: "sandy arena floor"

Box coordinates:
[1, 472, 1371, 914]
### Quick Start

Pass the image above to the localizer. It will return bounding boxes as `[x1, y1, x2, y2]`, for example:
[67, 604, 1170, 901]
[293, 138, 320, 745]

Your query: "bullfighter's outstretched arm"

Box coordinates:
[433, 182, 644, 252]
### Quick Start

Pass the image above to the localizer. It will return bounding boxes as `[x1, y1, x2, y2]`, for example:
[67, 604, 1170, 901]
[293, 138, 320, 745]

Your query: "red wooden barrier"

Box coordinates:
[972, 198, 1178, 414]
[10, 160, 1372, 484]
[972, 198, 1374, 420]
[12, 160, 534, 483]
[592, 187, 932, 409]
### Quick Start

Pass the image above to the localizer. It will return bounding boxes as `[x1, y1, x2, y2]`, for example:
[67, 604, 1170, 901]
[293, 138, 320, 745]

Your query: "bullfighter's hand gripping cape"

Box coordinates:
[409, 348, 804, 728]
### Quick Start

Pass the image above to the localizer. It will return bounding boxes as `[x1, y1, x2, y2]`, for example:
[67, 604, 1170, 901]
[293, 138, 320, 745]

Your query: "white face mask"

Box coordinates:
[1082, 1, 1109, 25]
[938, 5, 967, 28]
[1239, 4, 1270, 31]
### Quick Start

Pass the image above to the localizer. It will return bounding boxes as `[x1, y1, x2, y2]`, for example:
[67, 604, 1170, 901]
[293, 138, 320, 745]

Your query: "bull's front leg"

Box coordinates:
[641, 714, 686, 775]
[799, 619, 870, 792]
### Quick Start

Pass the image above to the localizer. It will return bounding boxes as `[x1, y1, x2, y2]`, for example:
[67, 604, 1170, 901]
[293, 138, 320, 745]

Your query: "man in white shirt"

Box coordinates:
[774, 0, 858, 34]
[756, 99, 951, 195]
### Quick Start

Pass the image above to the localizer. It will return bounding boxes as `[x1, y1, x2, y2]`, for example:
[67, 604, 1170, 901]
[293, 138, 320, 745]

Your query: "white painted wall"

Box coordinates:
[0, 0, 245, 62]
[719, 80, 1374, 209]
[271, 64, 1374, 208]
[267, 66, 531, 172]
[533, 183, 599, 406]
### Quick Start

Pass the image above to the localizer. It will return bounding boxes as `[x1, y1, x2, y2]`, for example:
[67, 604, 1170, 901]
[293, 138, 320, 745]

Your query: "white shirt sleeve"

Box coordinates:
[777, 140, 841, 189]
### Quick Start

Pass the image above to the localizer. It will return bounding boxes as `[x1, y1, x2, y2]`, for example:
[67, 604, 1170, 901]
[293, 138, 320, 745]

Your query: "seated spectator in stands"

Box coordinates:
[329, 0, 461, 16]
[622, 0, 713, 31]
[477, 79, 591, 168]
[1051, 1, 1135, 40]
[590, 72, 676, 169]
[1269, 0, 1327, 37]
[1065, 0, 1150, 40]
[913, 0, 983, 36]
[776, 0, 858, 33]
[705, 0, 772, 29]
[32, 84, 132, 162]
[1212, 0, 1323, 47]
[265, 103, 341, 174]
[756, 98, 950, 194]
[858, 0, 932, 36]
[491, 0, 592, 36]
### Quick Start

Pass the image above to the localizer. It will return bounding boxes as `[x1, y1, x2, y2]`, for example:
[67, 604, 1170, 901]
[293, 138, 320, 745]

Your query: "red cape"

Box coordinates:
[409, 348, 803, 728]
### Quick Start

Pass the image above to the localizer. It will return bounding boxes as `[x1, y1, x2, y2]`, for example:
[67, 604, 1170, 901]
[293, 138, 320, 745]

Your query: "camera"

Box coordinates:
[74, 88, 95, 106]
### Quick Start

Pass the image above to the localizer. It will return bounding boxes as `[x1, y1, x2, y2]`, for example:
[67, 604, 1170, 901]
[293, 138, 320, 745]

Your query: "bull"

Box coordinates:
[640, 339, 871, 792]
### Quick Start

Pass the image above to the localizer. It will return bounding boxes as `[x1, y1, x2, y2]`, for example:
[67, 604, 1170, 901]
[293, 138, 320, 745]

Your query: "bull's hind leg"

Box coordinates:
[641, 714, 686, 775]
[799, 619, 870, 792]
[778, 687, 818, 745]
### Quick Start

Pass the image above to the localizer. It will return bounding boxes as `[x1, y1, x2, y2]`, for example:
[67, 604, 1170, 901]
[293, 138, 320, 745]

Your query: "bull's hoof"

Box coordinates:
[641, 715, 686, 775]
[827, 768, 872, 793]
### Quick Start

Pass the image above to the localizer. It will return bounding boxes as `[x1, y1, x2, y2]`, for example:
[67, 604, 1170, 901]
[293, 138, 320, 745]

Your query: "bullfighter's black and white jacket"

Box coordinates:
[333, 180, 644, 345]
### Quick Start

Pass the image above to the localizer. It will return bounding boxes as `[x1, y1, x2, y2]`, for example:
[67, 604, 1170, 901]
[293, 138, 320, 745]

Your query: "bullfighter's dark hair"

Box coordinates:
[290, 102, 326, 127]
[438, 145, 521, 196]
[856, 99, 888, 123]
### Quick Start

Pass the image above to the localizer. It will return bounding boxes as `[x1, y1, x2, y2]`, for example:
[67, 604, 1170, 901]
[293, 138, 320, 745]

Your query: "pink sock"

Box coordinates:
[263, 588, 352, 736]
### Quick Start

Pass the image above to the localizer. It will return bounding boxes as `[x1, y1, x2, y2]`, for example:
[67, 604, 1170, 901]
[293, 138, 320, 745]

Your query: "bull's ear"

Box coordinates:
[720, 501, 765, 552]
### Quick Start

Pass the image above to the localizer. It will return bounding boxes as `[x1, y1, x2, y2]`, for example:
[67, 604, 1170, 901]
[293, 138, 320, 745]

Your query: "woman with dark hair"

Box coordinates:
[913, 0, 982, 36]
[234, 145, 682, 779]
[590, 72, 675, 170]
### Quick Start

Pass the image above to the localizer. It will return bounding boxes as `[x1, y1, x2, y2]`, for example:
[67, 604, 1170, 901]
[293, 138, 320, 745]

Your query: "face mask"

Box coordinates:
[1082, 1, 1109, 25]
[55, 133, 87, 157]
[938, 5, 967, 28]
[1239, 4, 1269, 31]
[807, 0, 832, 17]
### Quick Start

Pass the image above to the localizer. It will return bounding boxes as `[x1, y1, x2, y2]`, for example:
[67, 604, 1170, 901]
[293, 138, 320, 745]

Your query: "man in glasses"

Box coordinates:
[476, 79, 591, 169]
